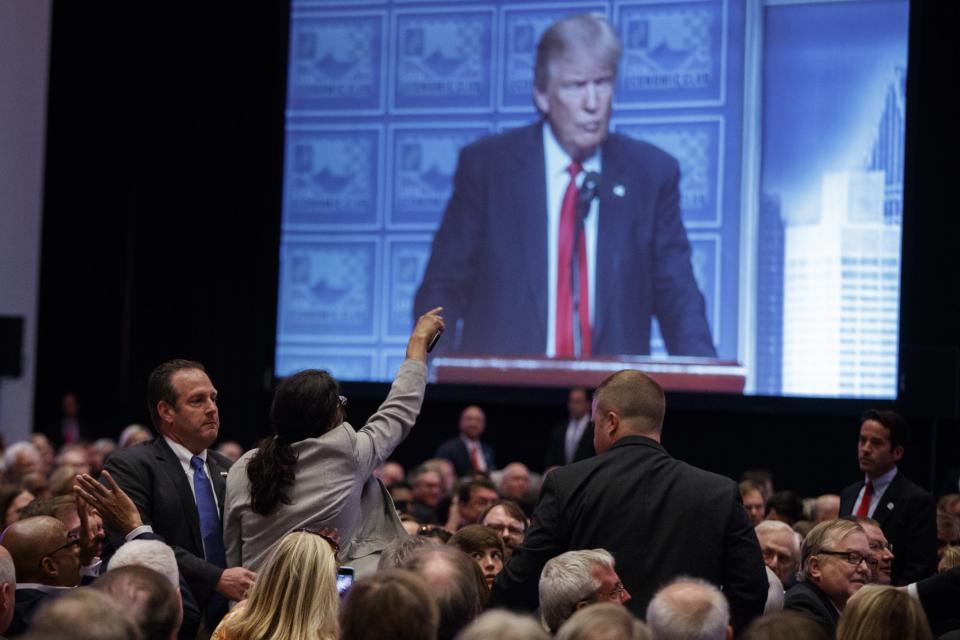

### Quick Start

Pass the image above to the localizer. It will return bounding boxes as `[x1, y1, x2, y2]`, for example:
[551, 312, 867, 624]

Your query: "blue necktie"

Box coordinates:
[191, 455, 228, 626]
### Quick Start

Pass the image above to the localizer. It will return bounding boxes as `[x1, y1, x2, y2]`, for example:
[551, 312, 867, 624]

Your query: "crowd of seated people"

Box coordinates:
[0, 315, 958, 638]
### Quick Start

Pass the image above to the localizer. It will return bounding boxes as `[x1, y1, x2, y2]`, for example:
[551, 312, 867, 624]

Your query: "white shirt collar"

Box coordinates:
[865, 465, 898, 492]
[543, 121, 601, 179]
[17, 583, 74, 593]
[163, 435, 206, 470]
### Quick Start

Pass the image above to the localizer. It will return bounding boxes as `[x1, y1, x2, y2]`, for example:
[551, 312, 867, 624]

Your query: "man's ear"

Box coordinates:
[156, 400, 175, 425]
[533, 87, 550, 115]
[39, 556, 58, 579]
[806, 557, 821, 581]
[892, 445, 904, 463]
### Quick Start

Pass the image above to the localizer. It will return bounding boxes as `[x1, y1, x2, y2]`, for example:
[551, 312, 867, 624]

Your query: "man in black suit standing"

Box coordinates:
[490, 370, 767, 631]
[104, 359, 255, 632]
[544, 387, 594, 468]
[434, 405, 495, 477]
[838, 410, 937, 585]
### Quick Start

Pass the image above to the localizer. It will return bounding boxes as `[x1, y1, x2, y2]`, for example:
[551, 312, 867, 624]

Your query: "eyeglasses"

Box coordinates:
[292, 528, 340, 552]
[818, 550, 879, 567]
[604, 582, 628, 600]
[486, 524, 525, 537]
[869, 541, 893, 553]
[38, 534, 80, 568]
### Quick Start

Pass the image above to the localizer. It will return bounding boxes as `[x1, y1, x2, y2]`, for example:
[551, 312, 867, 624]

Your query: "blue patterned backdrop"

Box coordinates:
[276, 0, 909, 398]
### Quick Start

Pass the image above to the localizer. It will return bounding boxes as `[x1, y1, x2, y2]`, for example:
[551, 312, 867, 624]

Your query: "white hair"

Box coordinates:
[763, 566, 784, 613]
[539, 549, 615, 633]
[118, 424, 151, 448]
[645, 577, 729, 640]
[108, 539, 179, 587]
[755, 520, 800, 553]
[2, 441, 41, 472]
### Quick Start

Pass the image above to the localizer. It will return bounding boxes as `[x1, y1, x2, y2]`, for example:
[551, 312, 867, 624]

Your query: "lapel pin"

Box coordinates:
[886, 502, 894, 510]
[220, 472, 229, 477]
[613, 184, 626, 197]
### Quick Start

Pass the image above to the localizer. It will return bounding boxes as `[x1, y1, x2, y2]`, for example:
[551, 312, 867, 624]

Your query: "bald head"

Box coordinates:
[0, 516, 78, 586]
[592, 371, 665, 452]
[0, 545, 13, 635]
[646, 578, 730, 640]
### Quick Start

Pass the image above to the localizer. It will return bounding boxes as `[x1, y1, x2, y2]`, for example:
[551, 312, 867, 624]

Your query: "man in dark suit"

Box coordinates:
[104, 359, 255, 632]
[909, 566, 960, 635]
[414, 14, 715, 359]
[434, 405, 495, 477]
[545, 387, 595, 468]
[838, 410, 937, 585]
[490, 370, 767, 631]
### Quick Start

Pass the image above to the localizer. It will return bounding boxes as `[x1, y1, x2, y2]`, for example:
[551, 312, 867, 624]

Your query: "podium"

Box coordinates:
[432, 355, 746, 393]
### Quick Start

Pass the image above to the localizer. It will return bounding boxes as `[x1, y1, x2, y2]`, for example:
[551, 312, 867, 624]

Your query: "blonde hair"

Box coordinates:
[940, 545, 960, 572]
[220, 531, 339, 640]
[836, 585, 932, 640]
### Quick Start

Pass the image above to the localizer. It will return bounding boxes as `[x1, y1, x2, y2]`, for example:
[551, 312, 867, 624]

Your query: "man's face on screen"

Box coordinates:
[534, 46, 614, 162]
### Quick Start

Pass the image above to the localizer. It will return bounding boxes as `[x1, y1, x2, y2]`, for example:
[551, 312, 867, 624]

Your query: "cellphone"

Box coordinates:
[337, 566, 355, 596]
[427, 328, 443, 353]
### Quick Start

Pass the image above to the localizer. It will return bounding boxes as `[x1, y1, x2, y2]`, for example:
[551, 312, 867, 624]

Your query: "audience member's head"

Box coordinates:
[449, 525, 505, 590]
[481, 500, 527, 558]
[755, 520, 800, 586]
[592, 370, 665, 453]
[29, 433, 55, 471]
[29, 587, 142, 639]
[146, 359, 219, 455]
[742, 470, 774, 503]
[374, 461, 407, 488]
[0, 545, 15, 636]
[646, 577, 731, 640]
[412, 466, 444, 508]
[217, 530, 339, 640]
[849, 517, 894, 584]
[936, 510, 960, 559]
[20, 473, 49, 501]
[765, 491, 804, 526]
[835, 584, 932, 640]
[857, 409, 908, 479]
[938, 493, 960, 517]
[401, 545, 486, 640]
[340, 569, 438, 640]
[56, 445, 91, 477]
[458, 406, 487, 441]
[499, 463, 532, 501]
[377, 535, 437, 571]
[2, 442, 42, 483]
[811, 495, 840, 523]
[554, 602, 649, 640]
[108, 539, 179, 587]
[89, 438, 117, 474]
[390, 481, 414, 515]
[739, 480, 766, 527]
[567, 387, 591, 420]
[0, 515, 81, 587]
[95, 565, 181, 640]
[738, 610, 829, 640]
[119, 423, 153, 448]
[799, 519, 871, 610]
[539, 549, 630, 634]
[0, 484, 34, 530]
[458, 478, 498, 526]
[18, 495, 103, 548]
[215, 440, 243, 463]
[423, 458, 457, 495]
[456, 610, 549, 640]
[417, 524, 453, 544]
[938, 544, 960, 572]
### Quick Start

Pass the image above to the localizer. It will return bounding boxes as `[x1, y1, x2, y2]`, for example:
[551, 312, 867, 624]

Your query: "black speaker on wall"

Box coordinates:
[0, 316, 24, 378]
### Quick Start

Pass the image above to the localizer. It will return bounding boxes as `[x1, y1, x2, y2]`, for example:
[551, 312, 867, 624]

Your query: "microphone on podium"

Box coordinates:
[576, 171, 601, 223]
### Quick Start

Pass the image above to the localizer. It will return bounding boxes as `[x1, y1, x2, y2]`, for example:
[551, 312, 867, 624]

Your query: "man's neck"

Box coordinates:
[866, 465, 897, 482]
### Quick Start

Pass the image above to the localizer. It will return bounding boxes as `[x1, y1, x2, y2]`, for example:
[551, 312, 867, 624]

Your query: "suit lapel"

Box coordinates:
[154, 437, 204, 553]
[207, 453, 229, 518]
[514, 123, 549, 342]
[872, 473, 904, 527]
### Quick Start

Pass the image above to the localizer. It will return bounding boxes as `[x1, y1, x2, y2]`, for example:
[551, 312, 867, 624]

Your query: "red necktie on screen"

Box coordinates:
[556, 162, 592, 357]
[856, 480, 874, 518]
[470, 444, 482, 471]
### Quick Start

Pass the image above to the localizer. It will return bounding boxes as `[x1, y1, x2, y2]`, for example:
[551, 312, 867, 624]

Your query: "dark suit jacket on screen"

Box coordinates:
[434, 437, 495, 478]
[414, 122, 716, 358]
[104, 437, 231, 612]
[489, 435, 767, 631]
[839, 470, 937, 585]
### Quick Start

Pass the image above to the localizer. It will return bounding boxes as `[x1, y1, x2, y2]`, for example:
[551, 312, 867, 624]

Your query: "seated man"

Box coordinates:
[96, 565, 181, 640]
[481, 500, 527, 560]
[646, 578, 731, 640]
[538, 549, 630, 634]
[755, 520, 800, 589]
[850, 516, 895, 585]
[456, 479, 498, 528]
[27, 587, 140, 639]
[401, 546, 486, 640]
[784, 519, 873, 636]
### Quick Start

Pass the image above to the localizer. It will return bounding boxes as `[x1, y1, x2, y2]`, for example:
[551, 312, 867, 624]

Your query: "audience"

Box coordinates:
[449, 525, 505, 590]
[939, 544, 960, 572]
[434, 406, 495, 477]
[738, 610, 829, 640]
[811, 495, 841, 523]
[835, 584, 932, 640]
[646, 578, 731, 640]
[28, 587, 141, 640]
[401, 546, 485, 640]
[212, 530, 339, 640]
[0, 486, 33, 532]
[766, 491, 805, 526]
[740, 481, 766, 527]
[554, 602, 650, 640]
[498, 463, 535, 515]
[455, 610, 548, 640]
[538, 549, 630, 634]
[377, 534, 438, 571]
[409, 466, 445, 525]
[340, 569, 438, 640]
[849, 516, 895, 584]
[0, 545, 14, 638]
[755, 520, 800, 588]
[480, 500, 527, 559]
[784, 519, 872, 635]
[455, 479, 498, 528]
[95, 565, 181, 640]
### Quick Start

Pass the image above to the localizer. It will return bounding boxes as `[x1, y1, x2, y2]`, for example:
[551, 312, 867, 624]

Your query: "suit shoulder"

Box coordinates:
[460, 122, 539, 159]
[605, 132, 679, 169]
[105, 440, 157, 467]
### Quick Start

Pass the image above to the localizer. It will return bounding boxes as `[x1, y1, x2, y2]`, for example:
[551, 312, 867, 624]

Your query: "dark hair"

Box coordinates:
[247, 369, 340, 516]
[95, 565, 180, 640]
[861, 409, 910, 450]
[18, 495, 76, 521]
[340, 569, 439, 640]
[449, 524, 504, 557]
[480, 500, 528, 528]
[146, 359, 205, 428]
[0, 483, 31, 529]
[766, 490, 804, 525]
[740, 610, 830, 640]
[457, 478, 497, 504]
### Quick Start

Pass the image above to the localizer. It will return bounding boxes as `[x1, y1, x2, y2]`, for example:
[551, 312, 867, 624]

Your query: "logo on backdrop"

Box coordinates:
[385, 240, 432, 338]
[393, 10, 494, 111]
[288, 14, 385, 113]
[616, 1, 725, 106]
